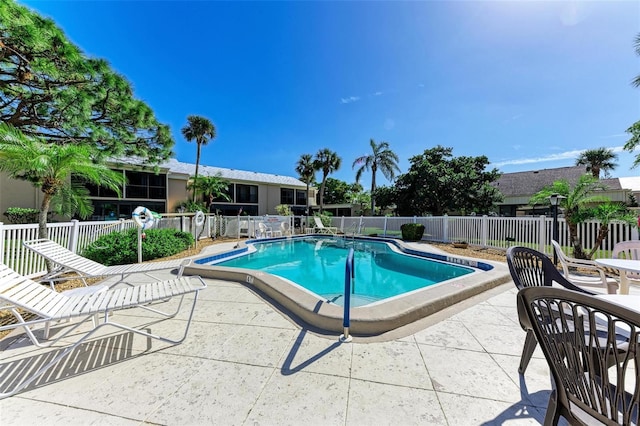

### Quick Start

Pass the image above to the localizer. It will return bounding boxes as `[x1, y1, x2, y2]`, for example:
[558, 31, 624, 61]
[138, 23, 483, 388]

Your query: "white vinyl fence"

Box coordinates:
[2, 214, 637, 279]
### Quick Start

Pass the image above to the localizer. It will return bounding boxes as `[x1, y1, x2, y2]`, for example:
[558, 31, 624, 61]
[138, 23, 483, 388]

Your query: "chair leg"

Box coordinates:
[543, 389, 561, 426]
[519, 330, 537, 374]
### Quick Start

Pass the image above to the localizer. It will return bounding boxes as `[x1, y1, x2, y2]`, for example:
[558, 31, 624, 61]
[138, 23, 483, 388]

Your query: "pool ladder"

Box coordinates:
[340, 248, 355, 343]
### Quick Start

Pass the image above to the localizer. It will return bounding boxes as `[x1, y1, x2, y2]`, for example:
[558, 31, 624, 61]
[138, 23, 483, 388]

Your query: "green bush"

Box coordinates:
[400, 223, 425, 241]
[4, 207, 40, 224]
[82, 228, 195, 266]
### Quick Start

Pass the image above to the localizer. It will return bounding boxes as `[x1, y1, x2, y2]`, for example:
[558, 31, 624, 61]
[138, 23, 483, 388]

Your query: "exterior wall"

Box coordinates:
[0, 171, 39, 214]
[167, 177, 188, 212]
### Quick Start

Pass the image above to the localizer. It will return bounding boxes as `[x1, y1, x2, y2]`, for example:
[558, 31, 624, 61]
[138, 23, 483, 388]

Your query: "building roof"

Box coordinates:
[111, 157, 306, 187]
[492, 166, 587, 197]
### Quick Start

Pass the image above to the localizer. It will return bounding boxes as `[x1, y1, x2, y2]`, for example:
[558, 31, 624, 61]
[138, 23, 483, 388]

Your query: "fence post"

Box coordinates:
[443, 214, 448, 242]
[383, 216, 388, 237]
[538, 215, 547, 254]
[631, 226, 639, 241]
[118, 218, 126, 232]
[481, 215, 488, 248]
[0, 222, 4, 264]
[69, 219, 80, 253]
[413, 216, 417, 224]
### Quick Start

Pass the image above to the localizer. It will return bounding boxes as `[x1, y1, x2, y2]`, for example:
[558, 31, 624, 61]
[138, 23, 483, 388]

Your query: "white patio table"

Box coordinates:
[595, 258, 640, 295]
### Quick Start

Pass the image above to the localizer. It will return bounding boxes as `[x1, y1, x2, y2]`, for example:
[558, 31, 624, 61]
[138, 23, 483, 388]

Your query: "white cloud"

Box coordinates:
[373, 91, 383, 96]
[494, 146, 626, 167]
[340, 96, 360, 104]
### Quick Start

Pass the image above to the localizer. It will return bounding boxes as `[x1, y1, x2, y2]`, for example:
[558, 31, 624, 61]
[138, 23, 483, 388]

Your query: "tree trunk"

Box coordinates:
[193, 142, 202, 202]
[305, 182, 310, 215]
[587, 225, 609, 259]
[567, 221, 588, 259]
[39, 193, 54, 271]
[370, 168, 376, 214]
[319, 179, 326, 213]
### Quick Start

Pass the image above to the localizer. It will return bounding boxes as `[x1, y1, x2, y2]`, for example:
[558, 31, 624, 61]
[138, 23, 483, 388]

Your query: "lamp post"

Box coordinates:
[549, 193, 565, 265]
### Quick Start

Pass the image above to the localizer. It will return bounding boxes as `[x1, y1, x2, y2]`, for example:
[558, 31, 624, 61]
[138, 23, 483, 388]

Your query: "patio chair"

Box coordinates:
[551, 240, 618, 294]
[0, 262, 207, 399]
[256, 222, 273, 239]
[517, 286, 639, 425]
[506, 246, 597, 374]
[313, 216, 338, 235]
[22, 239, 188, 289]
[612, 240, 640, 288]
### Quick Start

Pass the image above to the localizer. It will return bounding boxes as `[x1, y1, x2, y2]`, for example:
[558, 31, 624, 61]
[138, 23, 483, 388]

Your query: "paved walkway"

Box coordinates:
[0, 242, 598, 425]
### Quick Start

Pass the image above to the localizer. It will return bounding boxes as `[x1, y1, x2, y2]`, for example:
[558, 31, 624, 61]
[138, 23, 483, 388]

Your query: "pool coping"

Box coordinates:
[182, 236, 512, 336]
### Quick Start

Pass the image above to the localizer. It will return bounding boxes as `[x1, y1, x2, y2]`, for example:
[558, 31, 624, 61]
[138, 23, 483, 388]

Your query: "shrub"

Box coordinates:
[4, 207, 40, 224]
[400, 223, 425, 241]
[82, 228, 195, 265]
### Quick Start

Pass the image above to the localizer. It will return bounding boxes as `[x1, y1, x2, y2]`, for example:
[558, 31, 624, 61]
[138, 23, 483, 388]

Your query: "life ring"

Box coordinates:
[132, 206, 155, 230]
[194, 210, 205, 227]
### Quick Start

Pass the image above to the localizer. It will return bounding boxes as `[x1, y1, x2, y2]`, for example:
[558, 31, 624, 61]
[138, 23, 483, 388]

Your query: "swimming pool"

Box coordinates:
[209, 238, 474, 306]
[184, 235, 510, 335]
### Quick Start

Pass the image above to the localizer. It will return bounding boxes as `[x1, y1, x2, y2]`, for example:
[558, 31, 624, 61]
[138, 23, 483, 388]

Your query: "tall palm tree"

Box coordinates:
[352, 139, 400, 214]
[633, 33, 640, 88]
[0, 123, 124, 240]
[313, 148, 341, 213]
[575, 147, 618, 179]
[295, 153, 317, 215]
[181, 115, 216, 201]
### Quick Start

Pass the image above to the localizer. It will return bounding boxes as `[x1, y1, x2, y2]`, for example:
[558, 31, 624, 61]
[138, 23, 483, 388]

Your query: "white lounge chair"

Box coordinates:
[256, 222, 273, 239]
[612, 240, 640, 289]
[551, 240, 618, 294]
[0, 262, 206, 398]
[313, 217, 338, 235]
[23, 239, 189, 289]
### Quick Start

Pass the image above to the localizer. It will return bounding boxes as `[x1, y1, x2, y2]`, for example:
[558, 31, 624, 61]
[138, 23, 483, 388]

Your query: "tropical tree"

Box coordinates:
[0, 2, 173, 163]
[529, 174, 609, 259]
[181, 116, 216, 201]
[352, 139, 401, 214]
[0, 124, 125, 240]
[188, 174, 231, 211]
[625, 33, 640, 167]
[372, 185, 398, 214]
[295, 153, 317, 215]
[575, 147, 618, 178]
[394, 146, 502, 216]
[584, 203, 638, 259]
[313, 148, 342, 213]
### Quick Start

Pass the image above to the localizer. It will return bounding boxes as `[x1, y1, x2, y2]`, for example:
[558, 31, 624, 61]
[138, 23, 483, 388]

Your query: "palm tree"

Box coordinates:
[313, 149, 341, 213]
[352, 139, 400, 214]
[181, 116, 216, 201]
[633, 33, 640, 88]
[189, 174, 231, 211]
[529, 174, 608, 259]
[0, 123, 125, 240]
[295, 153, 317, 215]
[575, 147, 618, 179]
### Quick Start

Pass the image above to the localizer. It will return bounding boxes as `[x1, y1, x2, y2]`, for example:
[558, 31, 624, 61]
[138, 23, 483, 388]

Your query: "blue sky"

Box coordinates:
[21, 0, 640, 189]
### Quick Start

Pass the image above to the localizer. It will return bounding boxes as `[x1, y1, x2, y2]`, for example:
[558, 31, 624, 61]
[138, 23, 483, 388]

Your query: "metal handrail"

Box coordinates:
[340, 248, 355, 342]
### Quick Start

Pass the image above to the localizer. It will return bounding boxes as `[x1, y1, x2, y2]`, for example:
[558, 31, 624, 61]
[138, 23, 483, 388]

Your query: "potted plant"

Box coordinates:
[453, 241, 468, 249]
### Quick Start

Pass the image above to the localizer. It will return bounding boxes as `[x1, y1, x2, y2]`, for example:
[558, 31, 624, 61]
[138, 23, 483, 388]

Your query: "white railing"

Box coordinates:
[2, 214, 638, 279]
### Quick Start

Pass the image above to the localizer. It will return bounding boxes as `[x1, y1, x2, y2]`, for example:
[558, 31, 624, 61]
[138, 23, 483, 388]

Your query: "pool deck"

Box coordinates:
[2, 241, 624, 425]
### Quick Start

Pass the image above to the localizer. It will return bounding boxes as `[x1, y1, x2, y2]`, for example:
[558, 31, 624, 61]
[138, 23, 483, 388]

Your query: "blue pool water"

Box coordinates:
[209, 237, 474, 305]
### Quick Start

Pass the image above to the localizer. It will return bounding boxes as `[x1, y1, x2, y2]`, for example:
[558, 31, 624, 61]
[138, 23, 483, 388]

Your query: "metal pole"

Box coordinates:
[553, 204, 558, 265]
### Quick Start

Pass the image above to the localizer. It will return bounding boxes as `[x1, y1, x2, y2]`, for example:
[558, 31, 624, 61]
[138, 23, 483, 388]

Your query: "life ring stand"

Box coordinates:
[132, 206, 155, 231]
[194, 210, 205, 227]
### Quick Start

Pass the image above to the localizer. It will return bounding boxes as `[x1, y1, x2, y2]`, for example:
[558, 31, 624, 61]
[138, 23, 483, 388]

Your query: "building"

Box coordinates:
[493, 166, 637, 216]
[0, 158, 316, 221]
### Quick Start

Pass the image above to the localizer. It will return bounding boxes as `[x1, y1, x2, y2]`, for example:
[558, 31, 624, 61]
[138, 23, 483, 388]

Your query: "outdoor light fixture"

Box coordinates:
[548, 193, 566, 265]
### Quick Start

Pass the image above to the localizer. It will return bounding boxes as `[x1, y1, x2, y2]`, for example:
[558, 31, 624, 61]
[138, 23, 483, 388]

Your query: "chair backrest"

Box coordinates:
[613, 241, 640, 279]
[506, 246, 593, 294]
[551, 240, 572, 276]
[280, 221, 290, 234]
[23, 239, 106, 275]
[0, 263, 66, 317]
[518, 286, 640, 425]
[313, 216, 325, 228]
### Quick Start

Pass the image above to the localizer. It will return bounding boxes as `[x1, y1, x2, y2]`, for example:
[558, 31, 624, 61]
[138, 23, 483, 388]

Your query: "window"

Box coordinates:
[212, 183, 234, 202]
[72, 175, 121, 198]
[280, 188, 294, 204]
[295, 189, 307, 206]
[236, 184, 258, 203]
[125, 171, 166, 200]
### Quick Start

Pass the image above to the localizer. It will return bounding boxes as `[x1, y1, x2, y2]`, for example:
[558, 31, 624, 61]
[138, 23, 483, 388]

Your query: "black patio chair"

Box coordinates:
[518, 286, 639, 425]
[506, 246, 596, 374]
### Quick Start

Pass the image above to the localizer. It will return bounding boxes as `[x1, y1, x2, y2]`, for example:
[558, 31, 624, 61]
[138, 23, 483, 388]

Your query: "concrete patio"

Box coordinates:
[0, 242, 598, 425]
